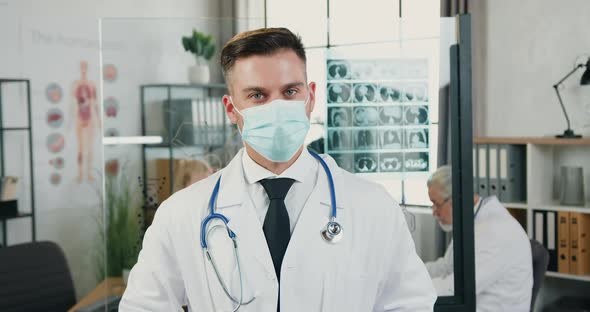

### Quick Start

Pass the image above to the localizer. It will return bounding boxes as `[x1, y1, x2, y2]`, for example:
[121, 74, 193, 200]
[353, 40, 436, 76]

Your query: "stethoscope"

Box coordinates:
[200, 149, 342, 311]
[474, 196, 486, 218]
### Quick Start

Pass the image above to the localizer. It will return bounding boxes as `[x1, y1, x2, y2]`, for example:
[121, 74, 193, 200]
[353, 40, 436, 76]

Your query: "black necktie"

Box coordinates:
[260, 178, 295, 281]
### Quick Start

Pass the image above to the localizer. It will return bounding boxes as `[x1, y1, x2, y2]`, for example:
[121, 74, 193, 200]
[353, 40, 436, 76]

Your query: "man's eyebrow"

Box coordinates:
[241, 86, 267, 93]
[241, 82, 305, 93]
[283, 82, 305, 88]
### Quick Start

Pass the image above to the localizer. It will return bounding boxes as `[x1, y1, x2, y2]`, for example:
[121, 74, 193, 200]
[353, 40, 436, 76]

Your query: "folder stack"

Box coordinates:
[569, 212, 590, 275]
[554, 211, 590, 275]
[473, 144, 526, 202]
[534, 210, 558, 271]
[558, 212, 571, 273]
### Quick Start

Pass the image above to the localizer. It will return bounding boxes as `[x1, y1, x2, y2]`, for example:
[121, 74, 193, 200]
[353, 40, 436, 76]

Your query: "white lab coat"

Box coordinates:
[120, 149, 436, 311]
[426, 196, 533, 312]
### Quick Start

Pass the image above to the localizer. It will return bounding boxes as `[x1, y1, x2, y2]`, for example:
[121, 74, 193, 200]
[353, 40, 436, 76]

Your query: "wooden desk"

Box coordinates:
[68, 277, 126, 312]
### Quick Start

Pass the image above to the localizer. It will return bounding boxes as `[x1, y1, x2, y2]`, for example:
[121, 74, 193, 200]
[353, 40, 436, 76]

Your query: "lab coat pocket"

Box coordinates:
[322, 270, 378, 312]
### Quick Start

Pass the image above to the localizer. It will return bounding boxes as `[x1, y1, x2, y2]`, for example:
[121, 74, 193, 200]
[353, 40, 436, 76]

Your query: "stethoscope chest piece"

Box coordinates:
[321, 221, 343, 244]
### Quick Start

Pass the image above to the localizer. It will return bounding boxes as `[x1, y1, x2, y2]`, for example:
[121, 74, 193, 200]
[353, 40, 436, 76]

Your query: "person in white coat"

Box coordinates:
[425, 166, 533, 311]
[120, 28, 436, 311]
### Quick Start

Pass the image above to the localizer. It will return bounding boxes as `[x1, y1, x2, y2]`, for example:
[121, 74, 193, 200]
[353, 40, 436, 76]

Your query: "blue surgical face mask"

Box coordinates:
[230, 95, 311, 162]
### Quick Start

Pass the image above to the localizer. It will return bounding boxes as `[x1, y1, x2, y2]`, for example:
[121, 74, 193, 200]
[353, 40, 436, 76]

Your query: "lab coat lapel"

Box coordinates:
[279, 154, 347, 310]
[214, 149, 276, 280]
[284, 153, 348, 267]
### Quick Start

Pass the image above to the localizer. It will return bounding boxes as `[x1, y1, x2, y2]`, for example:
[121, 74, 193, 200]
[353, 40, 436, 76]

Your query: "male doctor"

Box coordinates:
[120, 27, 436, 311]
[425, 166, 532, 311]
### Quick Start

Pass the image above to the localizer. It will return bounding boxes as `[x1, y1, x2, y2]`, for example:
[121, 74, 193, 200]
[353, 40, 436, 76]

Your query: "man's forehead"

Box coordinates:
[227, 50, 306, 89]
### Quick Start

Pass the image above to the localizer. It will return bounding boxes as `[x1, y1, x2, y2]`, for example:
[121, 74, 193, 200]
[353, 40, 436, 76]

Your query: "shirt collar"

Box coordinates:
[242, 148, 314, 184]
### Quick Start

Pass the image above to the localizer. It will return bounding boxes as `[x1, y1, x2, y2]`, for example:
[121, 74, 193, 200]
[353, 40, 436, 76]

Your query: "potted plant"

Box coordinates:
[94, 173, 142, 284]
[182, 29, 216, 84]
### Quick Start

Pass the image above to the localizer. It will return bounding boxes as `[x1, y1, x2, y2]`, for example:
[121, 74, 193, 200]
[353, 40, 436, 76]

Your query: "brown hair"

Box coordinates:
[220, 27, 306, 78]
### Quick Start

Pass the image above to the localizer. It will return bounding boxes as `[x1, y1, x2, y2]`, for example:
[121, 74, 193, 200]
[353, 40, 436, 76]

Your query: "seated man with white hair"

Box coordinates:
[425, 166, 533, 312]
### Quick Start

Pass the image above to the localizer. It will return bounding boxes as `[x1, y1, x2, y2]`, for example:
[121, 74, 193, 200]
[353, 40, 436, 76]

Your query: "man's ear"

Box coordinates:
[222, 95, 239, 124]
[307, 81, 317, 116]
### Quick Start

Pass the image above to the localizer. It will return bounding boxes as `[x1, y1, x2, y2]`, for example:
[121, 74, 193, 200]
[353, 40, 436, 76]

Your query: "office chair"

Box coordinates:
[530, 239, 549, 312]
[0, 241, 76, 312]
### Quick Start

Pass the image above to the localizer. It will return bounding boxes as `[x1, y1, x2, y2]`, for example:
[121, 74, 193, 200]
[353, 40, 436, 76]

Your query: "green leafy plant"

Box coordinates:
[94, 173, 142, 280]
[182, 29, 216, 64]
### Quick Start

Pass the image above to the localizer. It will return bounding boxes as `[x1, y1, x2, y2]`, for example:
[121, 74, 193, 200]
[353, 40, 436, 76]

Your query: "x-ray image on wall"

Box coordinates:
[326, 58, 430, 174]
[328, 129, 352, 150]
[327, 83, 352, 104]
[353, 106, 379, 126]
[379, 152, 403, 172]
[354, 153, 379, 173]
[380, 129, 403, 149]
[327, 107, 352, 127]
[404, 105, 429, 125]
[405, 128, 429, 149]
[404, 152, 429, 172]
[332, 153, 354, 172]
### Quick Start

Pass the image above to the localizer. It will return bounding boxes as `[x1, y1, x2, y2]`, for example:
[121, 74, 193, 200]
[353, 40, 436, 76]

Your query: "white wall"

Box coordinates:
[473, 0, 590, 138]
[0, 0, 229, 299]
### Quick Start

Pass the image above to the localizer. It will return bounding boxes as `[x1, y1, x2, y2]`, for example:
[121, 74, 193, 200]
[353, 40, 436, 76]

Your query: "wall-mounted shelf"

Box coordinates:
[139, 83, 230, 229]
[0, 78, 36, 247]
[545, 272, 590, 282]
[476, 137, 590, 284]
[474, 137, 590, 146]
[502, 202, 528, 210]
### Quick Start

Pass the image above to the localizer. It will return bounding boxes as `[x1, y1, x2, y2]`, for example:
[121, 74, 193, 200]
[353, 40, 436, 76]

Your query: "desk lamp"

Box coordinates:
[553, 57, 590, 138]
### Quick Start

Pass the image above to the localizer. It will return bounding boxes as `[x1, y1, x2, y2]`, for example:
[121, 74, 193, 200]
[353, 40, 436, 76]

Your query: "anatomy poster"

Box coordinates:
[326, 58, 430, 174]
[71, 60, 100, 183]
[19, 17, 125, 209]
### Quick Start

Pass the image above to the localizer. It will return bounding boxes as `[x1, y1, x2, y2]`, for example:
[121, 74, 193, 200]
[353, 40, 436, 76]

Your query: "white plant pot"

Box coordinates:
[188, 63, 210, 84]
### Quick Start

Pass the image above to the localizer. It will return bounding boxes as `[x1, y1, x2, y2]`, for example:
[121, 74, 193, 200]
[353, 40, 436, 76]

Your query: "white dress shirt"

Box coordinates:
[242, 148, 318, 233]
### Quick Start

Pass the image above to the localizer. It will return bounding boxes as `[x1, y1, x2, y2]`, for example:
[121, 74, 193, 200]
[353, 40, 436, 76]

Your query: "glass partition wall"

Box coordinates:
[99, 13, 474, 311]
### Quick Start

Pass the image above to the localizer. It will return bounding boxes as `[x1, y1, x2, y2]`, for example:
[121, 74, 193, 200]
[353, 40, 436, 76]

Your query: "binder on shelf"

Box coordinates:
[488, 145, 500, 198]
[478, 145, 489, 196]
[570, 213, 590, 275]
[546, 211, 558, 272]
[498, 144, 526, 203]
[534, 210, 545, 246]
[473, 146, 478, 196]
[580, 214, 590, 275]
[558, 211, 571, 274]
[570, 213, 580, 275]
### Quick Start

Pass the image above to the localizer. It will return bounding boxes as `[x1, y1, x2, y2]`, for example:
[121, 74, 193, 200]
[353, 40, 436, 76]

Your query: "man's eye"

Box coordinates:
[250, 93, 264, 100]
[285, 89, 298, 96]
